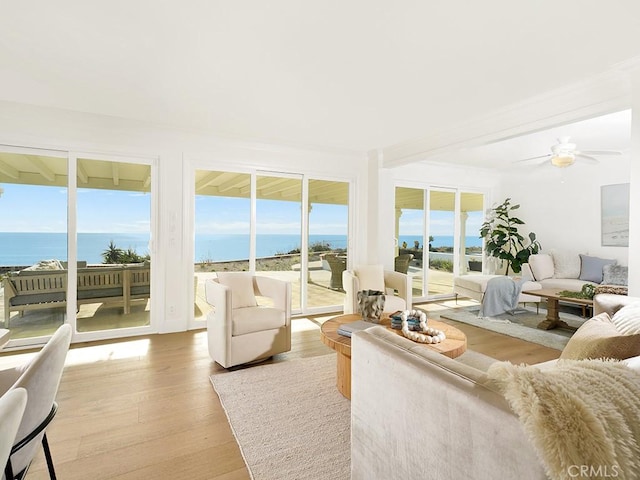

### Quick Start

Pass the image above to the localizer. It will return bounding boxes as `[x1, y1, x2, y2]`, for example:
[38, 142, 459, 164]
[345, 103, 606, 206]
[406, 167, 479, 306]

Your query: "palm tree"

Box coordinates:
[102, 240, 123, 264]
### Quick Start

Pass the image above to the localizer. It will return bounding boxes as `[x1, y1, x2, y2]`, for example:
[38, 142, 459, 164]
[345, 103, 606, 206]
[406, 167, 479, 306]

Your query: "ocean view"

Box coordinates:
[0, 232, 483, 266]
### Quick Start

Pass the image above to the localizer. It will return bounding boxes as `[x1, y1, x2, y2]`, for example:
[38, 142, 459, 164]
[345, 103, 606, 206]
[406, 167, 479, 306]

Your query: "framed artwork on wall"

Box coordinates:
[601, 183, 630, 247]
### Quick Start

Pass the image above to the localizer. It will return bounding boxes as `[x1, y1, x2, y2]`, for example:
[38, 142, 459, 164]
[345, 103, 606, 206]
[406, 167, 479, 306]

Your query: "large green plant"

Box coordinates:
[479, 198, 541, 275]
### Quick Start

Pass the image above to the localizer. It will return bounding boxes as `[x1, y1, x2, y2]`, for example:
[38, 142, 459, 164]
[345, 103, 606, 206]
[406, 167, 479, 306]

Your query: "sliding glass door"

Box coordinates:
[427, 189, 456, 297]
[0, 146, 156, 346]
[194, 170, 251, 321]
[192, 168, 351, 319]
[460, 192, 484, 276]
[256, 174, 303, 311]
[395, 187, 424, 298]
[395, 185, 485, 301]
[0, 148, 68, 341]
[307, 179, 349, 309]
[75, 157, 152, 333]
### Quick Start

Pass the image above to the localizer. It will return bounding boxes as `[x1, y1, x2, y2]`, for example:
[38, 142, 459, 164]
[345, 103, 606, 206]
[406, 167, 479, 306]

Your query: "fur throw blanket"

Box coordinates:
[487, 359, 640, 480]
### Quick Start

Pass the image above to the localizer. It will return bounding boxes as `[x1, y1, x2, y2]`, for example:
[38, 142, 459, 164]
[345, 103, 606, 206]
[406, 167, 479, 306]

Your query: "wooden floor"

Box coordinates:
[8, 300, 560, 480]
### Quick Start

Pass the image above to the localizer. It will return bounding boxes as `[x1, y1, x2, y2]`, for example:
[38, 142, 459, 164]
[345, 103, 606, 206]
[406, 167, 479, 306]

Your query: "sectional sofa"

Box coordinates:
[453, 251, 628, 307]
[522, 252, 625, 291]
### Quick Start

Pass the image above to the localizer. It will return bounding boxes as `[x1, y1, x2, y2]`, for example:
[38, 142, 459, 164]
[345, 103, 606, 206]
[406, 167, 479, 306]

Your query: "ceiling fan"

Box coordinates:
[514, 136, 622, 168]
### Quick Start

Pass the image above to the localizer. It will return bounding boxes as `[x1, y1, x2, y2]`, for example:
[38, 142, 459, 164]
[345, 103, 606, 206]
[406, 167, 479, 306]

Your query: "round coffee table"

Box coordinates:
[320, 313, 467, 399]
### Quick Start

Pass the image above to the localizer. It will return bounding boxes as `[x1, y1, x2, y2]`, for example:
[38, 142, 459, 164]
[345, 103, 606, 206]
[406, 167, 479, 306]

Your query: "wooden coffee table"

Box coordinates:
[522, 288, 593, 330]
[320, 313, 467, 399]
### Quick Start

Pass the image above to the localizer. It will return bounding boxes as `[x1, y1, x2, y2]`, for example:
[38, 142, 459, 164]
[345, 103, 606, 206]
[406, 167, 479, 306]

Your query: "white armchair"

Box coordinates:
[0, 324, 72, 480]
[343, 265, 412, 315]
[0, 389, 27, 479]
[205, 273, 292, 368]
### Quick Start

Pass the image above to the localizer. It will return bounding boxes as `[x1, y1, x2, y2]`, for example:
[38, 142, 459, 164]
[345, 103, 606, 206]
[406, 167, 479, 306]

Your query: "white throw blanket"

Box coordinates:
[487, 359, 640, 480]
[479, 276, 523, 317]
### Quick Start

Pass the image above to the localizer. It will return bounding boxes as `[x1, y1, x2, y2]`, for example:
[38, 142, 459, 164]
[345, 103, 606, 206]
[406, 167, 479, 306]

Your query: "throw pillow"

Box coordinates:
[560, 312, 640, 360]
[528, 254, 554, 281]
[602, 264, 628, 286]
[216, 272, 257, 309]
[578, 254, 616, 284]
[355, 264, 385, 292]
[550, 250, 581, 279]
[611, 302, 640, 335]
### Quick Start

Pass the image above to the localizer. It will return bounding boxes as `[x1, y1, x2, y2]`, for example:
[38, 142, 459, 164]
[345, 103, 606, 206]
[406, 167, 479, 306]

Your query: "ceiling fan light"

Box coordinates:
[551, 153, 575, 168]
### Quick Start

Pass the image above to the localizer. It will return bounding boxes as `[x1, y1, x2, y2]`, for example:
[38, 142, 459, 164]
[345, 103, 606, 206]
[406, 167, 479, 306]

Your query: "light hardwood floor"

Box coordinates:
[7, 301, 560, 480]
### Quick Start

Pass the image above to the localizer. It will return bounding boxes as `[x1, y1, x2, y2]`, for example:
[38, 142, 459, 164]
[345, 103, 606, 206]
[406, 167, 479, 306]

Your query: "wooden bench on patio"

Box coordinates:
[3, 264, 151, 326]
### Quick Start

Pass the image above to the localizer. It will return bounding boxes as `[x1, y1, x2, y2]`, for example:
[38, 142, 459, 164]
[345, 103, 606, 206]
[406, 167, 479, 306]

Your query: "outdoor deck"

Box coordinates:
[0, 265, 457, 341]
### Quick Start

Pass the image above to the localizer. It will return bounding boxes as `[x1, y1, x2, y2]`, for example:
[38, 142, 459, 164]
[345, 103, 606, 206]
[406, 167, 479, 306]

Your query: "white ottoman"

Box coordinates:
[454, 275, 542, 304]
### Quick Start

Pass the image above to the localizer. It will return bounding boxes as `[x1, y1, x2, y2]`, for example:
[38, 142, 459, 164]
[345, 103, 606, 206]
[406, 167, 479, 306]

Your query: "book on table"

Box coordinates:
[337, 320, 377, 337]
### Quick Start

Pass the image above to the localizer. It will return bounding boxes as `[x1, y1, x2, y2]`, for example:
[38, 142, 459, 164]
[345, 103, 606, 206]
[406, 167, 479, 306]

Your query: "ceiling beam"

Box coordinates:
[143, 166, 151, 189]
[24, 155, 55, 182]
[259, 182, 301, 199]
[112, 163, 120, 186]
[0, 159, 19, 179]
[218, 176, 250, 194]
[259, 179, 300, 197]
[77, 160, 89, 184]
[196, 171, 226, 191]
[253, 177, 289, 194]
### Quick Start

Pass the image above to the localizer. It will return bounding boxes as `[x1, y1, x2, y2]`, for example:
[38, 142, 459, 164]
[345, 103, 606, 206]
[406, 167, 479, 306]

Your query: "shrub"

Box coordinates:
[429, 258, 453, 272]
[102, 240, 149, 264]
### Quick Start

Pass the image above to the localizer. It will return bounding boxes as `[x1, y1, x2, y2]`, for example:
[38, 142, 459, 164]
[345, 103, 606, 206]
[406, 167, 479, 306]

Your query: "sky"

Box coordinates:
[195, 196, 350, 235]
[397, 208, 483, 237]
[0, 182, 482, 237]
[0, 183, 151, 233]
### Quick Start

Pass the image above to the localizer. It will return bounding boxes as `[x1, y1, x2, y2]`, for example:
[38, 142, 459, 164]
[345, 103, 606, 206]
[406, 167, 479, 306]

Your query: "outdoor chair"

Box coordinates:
[0, 389, 27, 479]
[324, 254, 347, 290]
[0, 324, 72, 480]
[343, 264, 412, 315]
[205, 273, 291, 368]
[394, 254, 414, 274]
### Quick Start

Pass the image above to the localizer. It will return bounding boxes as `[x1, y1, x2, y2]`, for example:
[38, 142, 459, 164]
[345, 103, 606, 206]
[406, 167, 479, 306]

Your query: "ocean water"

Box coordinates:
[0, 232, 482, 266]
[0, 232, 152, 266]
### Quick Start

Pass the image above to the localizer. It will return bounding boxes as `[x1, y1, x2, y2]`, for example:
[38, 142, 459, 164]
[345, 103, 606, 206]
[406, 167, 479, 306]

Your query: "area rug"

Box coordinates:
[210, 354, 350, 480]
[438, 306, 586, 350]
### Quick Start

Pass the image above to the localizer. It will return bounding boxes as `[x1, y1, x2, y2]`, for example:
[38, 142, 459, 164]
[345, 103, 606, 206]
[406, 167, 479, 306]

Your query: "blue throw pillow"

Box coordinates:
[579, 254, 616, 284]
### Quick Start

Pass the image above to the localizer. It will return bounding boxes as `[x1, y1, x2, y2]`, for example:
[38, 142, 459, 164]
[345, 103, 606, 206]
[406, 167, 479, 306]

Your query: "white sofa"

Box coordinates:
[351, 326, 548, 479]
[453, 274, 542, 304]
[522, 252, 595, 291]
[454, 251, 626, 306]
[350, 294, 640, 479]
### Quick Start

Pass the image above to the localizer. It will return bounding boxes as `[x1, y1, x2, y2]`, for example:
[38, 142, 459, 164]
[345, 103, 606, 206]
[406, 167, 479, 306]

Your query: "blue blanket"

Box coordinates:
[479, 276, 524, 317]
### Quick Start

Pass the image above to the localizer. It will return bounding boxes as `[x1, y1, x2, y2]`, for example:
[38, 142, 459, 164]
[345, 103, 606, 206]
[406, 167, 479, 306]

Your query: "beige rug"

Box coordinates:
[210, 354, 350, 480]
[438, 306, 586, 350]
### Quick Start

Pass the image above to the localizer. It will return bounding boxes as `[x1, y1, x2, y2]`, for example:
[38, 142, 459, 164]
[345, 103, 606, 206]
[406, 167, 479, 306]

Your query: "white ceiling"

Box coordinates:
[1, 1, 640, 164]
[423, 109, 633, 170]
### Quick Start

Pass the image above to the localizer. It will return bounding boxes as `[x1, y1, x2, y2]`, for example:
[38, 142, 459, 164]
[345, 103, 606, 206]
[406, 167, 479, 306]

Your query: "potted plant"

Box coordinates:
[479, 198, 541, 275]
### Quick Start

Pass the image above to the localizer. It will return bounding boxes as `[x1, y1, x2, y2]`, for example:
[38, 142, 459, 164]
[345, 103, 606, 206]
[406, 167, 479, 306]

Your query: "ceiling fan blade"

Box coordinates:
[575, 154, 599, 164]
[579, 150, 622, 156]
[512, 154, 551, 163]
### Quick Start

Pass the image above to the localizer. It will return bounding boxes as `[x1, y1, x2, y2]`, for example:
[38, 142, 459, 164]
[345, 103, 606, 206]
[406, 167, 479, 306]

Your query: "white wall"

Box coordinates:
[0, 101, 367, 334]
[499, 158, 631, 266]
[628, 68, 640, 294]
